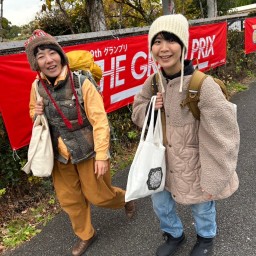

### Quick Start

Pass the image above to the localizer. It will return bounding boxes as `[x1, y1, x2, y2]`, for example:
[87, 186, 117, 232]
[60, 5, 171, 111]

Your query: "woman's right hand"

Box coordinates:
[155, 92, 163, 110]
[35, 97, 44, 115]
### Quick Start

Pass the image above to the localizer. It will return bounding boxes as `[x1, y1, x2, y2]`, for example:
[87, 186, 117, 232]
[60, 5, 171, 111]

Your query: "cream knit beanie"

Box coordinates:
[148, 14, 189, 93]
[148, 14, 189, 52]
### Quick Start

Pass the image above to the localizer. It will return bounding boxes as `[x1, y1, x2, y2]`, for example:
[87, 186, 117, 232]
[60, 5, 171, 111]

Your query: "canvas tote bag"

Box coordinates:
[22, 83, 54, 177]
[125, 96, 166, 202]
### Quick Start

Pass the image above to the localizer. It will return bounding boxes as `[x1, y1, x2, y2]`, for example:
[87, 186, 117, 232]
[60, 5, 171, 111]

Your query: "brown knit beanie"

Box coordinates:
[24, 29, 68, 71]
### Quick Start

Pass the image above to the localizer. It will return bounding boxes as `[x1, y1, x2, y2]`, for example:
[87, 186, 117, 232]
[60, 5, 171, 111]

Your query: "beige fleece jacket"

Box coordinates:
[132, 73, 240, 205]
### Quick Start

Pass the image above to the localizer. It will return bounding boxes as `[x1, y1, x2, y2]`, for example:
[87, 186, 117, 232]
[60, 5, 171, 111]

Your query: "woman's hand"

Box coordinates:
[155, 92, 163, 110]
[95, 160, 109, 179]
[35, 97, 44, 115]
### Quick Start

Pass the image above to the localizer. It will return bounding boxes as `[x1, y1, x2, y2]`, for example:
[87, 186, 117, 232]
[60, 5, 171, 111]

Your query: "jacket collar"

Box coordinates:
[161, 60, 194, 81]
[37, 65, 68, 88]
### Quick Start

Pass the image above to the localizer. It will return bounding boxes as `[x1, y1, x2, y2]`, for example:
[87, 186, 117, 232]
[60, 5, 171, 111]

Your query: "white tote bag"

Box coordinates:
[125, 96, 166, 202]
[22, 83, 54, 177]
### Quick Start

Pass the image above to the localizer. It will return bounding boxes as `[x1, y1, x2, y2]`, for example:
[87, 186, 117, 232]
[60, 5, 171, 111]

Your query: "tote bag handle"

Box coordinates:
[140, 96, 163, 145]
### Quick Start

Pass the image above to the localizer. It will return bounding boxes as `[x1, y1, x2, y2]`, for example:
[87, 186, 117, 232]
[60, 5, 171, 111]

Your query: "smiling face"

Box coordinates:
[36, 47, 62, 78]
[151, 32, 183, 76]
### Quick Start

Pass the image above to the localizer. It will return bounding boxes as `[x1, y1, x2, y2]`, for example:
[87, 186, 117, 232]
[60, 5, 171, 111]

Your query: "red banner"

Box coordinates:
[64, 35, 154, 113]
[0, 54, 36, 149]
[188, 22, 227, 71]
[0, 22, 227, 150]
[245, 17, 256, 54]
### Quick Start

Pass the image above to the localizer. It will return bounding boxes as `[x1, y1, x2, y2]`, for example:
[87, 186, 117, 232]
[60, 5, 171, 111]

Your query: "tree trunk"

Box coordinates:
[55, 0, 75, 34]
[119, 2, 124, 29]
[162, 0, 175, 15]
[207, 0, 217, 18]
[86, 0, 107, 31]
[199, 0, 204, 18]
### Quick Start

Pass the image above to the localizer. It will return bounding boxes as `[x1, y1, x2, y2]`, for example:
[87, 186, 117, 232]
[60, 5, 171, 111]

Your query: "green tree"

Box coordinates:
[105, 0, 162, 29]
[36, 9, 76, 35]
[5, 25, 21, 39]
[0, 17, 21, 40]
[40, 0, 106, 33]
[231, 0, 255, 7]
[33, 0, 163, 35]
[192, 0, 256, 18]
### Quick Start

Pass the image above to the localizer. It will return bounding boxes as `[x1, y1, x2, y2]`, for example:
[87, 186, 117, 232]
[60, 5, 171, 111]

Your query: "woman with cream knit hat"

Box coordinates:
[24, 29, 135, 256]
[132, 14, 239, 256]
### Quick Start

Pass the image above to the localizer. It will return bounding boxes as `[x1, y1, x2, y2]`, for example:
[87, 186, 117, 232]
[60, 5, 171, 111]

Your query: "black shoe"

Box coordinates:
[156, 232, 185, 256]
[190, 235, 214, 256]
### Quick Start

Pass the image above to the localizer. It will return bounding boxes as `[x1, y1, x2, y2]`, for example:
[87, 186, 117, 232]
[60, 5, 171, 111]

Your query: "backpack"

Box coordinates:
[66, 50, 102, 83]
[152, 70, 229, 120]
[68, 53, 116, 143]
[67, 49, 103, 105]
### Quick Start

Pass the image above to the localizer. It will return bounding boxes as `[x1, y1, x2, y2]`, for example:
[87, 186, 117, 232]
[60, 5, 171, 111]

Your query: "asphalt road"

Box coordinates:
[3, 81, 256, 256]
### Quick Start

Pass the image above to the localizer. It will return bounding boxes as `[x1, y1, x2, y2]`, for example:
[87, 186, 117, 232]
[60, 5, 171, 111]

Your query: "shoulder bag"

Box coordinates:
[22, 83, 54, 177]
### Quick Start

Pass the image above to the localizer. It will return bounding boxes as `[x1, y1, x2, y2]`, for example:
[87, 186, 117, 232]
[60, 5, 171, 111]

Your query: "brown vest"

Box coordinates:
[38, 74, 95, 164]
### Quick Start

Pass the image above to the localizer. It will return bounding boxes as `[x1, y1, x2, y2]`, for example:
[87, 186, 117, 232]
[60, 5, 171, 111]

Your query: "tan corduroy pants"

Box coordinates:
[52, 158, 126, 240]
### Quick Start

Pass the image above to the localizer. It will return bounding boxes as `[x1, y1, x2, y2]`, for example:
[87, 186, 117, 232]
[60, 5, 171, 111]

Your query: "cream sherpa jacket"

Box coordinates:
[132, 73, 240, 205]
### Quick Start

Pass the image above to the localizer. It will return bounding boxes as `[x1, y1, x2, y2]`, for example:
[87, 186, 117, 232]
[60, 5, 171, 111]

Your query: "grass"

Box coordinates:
[0, 190, 62, 253]
[2, 221, 41, 248]
[228, 82, 248, 93]
[0, 143, 137, 254]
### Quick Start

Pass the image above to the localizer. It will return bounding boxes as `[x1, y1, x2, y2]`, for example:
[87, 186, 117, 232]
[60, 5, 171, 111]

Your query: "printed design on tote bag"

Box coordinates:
[147, 167, 163, 190]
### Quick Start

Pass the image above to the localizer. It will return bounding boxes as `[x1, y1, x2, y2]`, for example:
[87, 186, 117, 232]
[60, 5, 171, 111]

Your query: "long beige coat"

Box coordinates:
[132, 73, 240, 205]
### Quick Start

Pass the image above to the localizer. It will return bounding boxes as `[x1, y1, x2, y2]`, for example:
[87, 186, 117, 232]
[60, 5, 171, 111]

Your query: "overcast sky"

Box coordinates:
[3, 0, 42, 26]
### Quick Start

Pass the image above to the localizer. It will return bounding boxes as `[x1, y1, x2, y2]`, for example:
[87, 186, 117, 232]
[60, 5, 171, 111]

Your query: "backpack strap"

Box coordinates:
[73, 71, 85, 109]
[180, 70, 207, 120]
[213, 78, 229, 100]
[80, 70, 101, 93]
[73, 70, 102, 108]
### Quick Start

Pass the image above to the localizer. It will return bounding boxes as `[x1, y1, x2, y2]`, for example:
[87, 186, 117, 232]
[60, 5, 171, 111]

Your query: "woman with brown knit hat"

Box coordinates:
[132, 14, 240, 256]
[24, 29, 135, 256]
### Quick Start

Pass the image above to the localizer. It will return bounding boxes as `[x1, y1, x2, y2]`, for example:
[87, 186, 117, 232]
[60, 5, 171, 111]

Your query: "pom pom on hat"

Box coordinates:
[148, 14, 189, 53]
[24, 29, 68, 71]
